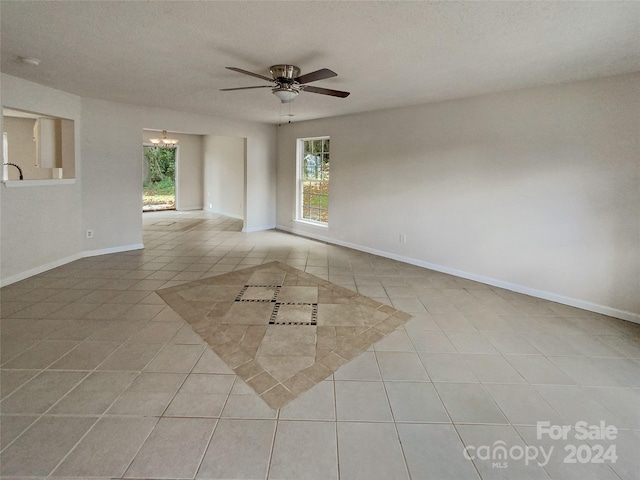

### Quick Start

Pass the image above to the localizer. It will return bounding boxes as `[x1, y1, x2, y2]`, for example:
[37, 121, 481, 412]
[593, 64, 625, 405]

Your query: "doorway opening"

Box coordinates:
[143, 145, 176, 212]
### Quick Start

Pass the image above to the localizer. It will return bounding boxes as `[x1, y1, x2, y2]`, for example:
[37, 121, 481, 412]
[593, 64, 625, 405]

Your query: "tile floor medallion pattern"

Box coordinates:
[157, 261, 412, 408]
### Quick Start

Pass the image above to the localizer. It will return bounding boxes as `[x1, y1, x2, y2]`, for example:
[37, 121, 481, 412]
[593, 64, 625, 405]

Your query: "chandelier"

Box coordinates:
[149, 130, 178, 148]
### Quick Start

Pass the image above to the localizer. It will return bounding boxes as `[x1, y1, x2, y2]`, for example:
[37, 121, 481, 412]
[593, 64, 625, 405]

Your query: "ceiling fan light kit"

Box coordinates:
[272, 87, 299, 102]
[222, 64, 350, 104]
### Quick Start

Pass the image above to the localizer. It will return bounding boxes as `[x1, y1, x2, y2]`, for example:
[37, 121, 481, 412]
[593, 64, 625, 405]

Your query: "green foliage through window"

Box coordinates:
[143, 146, 175, 210]
[299, 137, 329, 224]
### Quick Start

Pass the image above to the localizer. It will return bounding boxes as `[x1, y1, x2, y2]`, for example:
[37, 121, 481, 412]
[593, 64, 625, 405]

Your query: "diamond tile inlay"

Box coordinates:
[156, 262, 413, 409]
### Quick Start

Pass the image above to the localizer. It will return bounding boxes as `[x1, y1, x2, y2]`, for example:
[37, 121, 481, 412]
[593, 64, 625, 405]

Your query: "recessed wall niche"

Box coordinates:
[2, 108, 75, 181]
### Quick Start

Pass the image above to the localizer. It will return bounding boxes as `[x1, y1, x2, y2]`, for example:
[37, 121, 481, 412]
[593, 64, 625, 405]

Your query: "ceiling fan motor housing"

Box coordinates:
[270, 65, 300, 83]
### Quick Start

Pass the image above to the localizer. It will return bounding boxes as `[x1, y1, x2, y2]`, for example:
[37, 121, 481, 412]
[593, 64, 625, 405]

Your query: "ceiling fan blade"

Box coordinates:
[295, 68, 337, 84]
[220, 86, 273, 91]
[303, 85, 350, 98]
[226, 67, 273, 82]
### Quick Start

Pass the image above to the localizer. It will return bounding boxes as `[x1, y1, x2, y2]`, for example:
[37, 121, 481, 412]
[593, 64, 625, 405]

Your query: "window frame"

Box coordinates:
[295, 136, 330, 227]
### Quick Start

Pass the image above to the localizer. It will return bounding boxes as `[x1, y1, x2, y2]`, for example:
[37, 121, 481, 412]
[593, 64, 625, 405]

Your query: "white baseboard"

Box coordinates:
[1, 243, 144, 287]
[83, 243, 144, 258]
[276, 224, 639, 324]
[243, 224, 276, 233]
[204, 207, 243, 220]
[176, 205, 203, 211]
[1, 252, 84, 287]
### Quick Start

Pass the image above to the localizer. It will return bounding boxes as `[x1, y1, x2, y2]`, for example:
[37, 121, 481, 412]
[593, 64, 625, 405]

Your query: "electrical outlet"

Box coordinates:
[399, 233, 407, 243]
[86, 229, 94, 239]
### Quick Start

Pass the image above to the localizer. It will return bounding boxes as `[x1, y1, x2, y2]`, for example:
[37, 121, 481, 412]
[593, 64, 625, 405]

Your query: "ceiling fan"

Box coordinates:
[221, 65, 350, 103]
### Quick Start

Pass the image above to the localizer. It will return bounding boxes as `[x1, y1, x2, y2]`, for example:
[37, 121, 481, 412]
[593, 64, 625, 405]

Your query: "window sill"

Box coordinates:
[2, 179, 76, 188]
[294, 219, 329, 229]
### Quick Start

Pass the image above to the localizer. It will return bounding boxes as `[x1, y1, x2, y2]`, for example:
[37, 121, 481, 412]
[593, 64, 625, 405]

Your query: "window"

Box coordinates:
[297, 137, 329, 225]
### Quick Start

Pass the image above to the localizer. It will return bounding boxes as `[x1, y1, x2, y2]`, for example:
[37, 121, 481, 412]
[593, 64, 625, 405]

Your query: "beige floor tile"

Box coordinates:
[0, 369, 40, 399]
[221, 393, 278, 419]
[407, 330, 457, 352]
[49, 341, 120, 370]
[128, 321, 182, 343]
[164, 391, 228, 417]
[2, 340, 79, 369]
[463, 312, 514, 331]
[316, 304, 365, 327]
[97, 342, 164, 370]
[483, 383, 564, 426]
[462, 354, 527, 383]
[533, 385, 625, 427]
[43, 319, 106, 341]
[434, 383, 508, 424]
[0, 416, 96, 477]
[170, 324, 207, 344]
[385, 381, 450, 422]
[0, 370, 87, 414]
[373, 329, 415, 351]
[403, 313, 440, 330]
[446, 331, 499, 354]
[419, 352, 479, 383]
[333, 351, 382, 381]
[179, 373, 235, 394]
[335, 381, 392, 421]
[505, 355, 578, 385]
[431, 312, 478, 331]
[83, 303, 133, 320]
[279, 380, 336, 420]
[125, 371, 187, 392]
[125, 417, 216, 478]
[87, 319, 150, 342]
[375, 351, 430, 381]
[49, 371, 136, 414]
[121, 303, 166, 320]
[525, 332, 585, 356]
[0, 414, 39, 449]
[106, 391, 174, 416]
[397, 423, 479, 479]
[549, 356, 640, 387]
[192, 348, 235, 374]
[52, 416, 157, 477]
[197, 419, 276, 479]
[337, 422, 409, 480]
[144, 343, 205, 373]
[585, 386, 640, 429]
[269, 421, 338, 480]
[482, 331, 541, 355]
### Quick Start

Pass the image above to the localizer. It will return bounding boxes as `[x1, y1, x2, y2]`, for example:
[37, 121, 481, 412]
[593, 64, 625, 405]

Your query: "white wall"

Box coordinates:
[276, 73, 640, 320]
[203, 135, 245, 219]
[1, 74, 83, 283]
[81, 98, 144, 253]
[1, 74, 277, 285]
[142, 131, 204, 211]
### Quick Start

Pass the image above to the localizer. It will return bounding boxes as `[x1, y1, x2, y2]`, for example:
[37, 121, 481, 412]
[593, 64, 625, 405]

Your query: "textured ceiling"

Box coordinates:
[2, 1, 639, 124]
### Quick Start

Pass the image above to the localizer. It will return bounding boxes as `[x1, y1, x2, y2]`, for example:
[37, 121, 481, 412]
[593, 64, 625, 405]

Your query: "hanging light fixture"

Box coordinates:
[149, 130, 178, 148]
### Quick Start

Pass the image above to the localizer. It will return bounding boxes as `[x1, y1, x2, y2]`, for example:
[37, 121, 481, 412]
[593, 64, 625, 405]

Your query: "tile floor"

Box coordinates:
[157, 261, 412, 409]
[1, 210, 639, 480]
